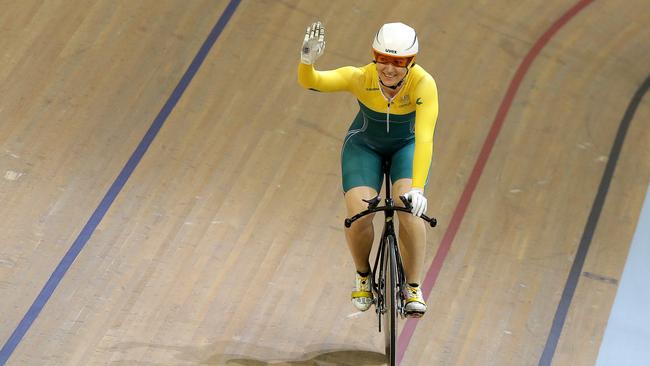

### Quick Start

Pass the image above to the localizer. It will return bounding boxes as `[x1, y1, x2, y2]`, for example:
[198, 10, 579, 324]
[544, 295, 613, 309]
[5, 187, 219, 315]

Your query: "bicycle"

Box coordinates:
[344, 161, 437, 365]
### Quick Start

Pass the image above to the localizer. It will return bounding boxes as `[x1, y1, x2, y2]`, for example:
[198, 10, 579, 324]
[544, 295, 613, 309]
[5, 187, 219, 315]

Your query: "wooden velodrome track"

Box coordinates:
[1, 0, 648, 365]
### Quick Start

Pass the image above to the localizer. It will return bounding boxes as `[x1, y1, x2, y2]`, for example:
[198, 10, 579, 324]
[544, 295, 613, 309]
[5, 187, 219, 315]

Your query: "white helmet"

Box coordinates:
[372, 22, 418, 57]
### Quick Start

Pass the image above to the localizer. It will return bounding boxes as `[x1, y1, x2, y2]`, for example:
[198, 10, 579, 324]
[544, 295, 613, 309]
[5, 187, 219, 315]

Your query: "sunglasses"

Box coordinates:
[372, 50, 414, 68]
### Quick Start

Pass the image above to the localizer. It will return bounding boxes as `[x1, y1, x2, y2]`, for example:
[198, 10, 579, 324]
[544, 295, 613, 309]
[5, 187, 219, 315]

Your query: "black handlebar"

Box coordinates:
[344, 195, 437, 228]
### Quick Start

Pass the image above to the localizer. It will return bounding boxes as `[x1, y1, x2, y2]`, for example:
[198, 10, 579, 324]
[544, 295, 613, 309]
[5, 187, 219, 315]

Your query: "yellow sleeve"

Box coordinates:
[412, 75, 439, 190]
[297, 63, 360, 92]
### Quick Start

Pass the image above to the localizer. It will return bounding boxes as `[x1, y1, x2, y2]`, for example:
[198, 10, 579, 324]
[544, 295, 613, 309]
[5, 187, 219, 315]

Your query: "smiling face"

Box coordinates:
[372, 50, 413, 88]
[375, 62, 408, 87]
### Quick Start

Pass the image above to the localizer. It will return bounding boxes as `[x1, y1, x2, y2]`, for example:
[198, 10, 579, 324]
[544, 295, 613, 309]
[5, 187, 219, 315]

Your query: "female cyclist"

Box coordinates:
[298, 21, 438, 317]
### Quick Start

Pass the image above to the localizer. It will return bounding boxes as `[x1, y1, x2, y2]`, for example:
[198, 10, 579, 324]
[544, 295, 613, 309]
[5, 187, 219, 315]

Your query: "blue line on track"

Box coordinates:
[0, 1, 241, 364]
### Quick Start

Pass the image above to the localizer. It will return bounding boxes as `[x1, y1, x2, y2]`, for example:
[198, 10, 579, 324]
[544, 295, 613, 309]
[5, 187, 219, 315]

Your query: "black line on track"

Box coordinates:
[539, 74, 650, 365]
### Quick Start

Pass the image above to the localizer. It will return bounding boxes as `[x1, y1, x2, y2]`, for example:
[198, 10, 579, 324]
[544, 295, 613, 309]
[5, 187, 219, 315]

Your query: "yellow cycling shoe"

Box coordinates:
[404, 284, 427, 317]
[351, 272, 373, 311]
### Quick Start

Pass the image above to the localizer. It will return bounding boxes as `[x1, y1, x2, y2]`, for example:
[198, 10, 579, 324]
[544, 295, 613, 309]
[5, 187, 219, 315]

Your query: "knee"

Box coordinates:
[396, 211, 425, 236]
[396, 210, 417, 225]
[345, 186, 378, 219]
[345, 203, 375, 234]
[347, 212, 375, 233]
[391, 179, 413, 205]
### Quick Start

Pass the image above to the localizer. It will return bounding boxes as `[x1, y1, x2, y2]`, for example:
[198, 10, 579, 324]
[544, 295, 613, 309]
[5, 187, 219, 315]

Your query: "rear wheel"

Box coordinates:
[383, 235, 398, 365]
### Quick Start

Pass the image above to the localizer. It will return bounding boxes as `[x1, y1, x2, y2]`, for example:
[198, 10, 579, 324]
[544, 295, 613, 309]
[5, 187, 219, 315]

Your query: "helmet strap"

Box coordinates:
[379, 78, 404, 90]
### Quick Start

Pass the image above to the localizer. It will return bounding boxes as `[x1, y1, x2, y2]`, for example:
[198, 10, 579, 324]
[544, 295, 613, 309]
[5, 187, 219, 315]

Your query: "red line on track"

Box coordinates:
[397, 0, 595, 363]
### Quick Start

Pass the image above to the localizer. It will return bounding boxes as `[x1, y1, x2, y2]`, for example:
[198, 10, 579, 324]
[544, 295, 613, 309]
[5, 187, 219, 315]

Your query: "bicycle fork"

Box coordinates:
[372, 214, 407, 332]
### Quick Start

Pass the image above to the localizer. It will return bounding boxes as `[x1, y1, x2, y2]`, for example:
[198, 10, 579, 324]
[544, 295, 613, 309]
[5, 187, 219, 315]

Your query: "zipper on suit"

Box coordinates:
[386, 102, 391, 133]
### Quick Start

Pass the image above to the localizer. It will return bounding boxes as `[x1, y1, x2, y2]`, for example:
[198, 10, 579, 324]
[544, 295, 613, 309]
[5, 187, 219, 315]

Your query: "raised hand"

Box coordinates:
[301, 21, 325, 65]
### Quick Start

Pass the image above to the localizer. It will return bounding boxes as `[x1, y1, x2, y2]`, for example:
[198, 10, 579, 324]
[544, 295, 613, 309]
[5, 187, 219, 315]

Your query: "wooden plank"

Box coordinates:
[0, 0, 648, 365]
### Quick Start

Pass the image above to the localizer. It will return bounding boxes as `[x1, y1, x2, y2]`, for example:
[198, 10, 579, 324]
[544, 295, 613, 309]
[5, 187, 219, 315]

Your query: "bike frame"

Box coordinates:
[371, 167, 407, 324]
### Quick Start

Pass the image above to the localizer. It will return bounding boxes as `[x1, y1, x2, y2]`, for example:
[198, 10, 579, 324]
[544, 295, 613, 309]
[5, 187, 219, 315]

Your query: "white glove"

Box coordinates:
[301, 21, 325, 65]
[404, 188, 427, 217]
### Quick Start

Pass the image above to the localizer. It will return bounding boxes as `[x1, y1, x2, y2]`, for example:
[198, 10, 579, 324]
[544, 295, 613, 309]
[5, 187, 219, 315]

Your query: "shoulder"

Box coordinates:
[411, 65, 436, 85]
[360, 63, 376, 73]
[345, 63, 375, 81]
[410, 65, 437, 93]
[336, 64, 368, 77]
[341, 64, 375, 91]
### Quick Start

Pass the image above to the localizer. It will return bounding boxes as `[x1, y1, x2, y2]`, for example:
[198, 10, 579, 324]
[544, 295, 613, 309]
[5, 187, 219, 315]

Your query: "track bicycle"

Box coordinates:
[344, 162, 437, 365]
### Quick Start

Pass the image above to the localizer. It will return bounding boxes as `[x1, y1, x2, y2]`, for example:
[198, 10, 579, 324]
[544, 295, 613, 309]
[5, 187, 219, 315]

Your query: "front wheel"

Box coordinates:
[383, 235, 398, 365]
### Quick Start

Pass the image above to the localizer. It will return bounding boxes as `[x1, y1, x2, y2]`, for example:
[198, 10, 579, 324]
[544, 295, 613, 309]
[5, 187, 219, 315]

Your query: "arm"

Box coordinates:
[411, 75, 439, 190]
[297, 63, 359, 92]
[297, 21, 358, 93]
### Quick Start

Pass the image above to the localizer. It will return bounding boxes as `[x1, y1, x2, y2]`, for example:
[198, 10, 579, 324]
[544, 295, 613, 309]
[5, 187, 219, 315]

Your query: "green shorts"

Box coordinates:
[341, 103, 417, 193]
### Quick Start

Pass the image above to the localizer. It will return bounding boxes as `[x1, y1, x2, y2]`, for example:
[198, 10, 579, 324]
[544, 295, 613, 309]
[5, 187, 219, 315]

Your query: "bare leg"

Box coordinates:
[344, 186, 378, 273]
[392, 178, 426, 285]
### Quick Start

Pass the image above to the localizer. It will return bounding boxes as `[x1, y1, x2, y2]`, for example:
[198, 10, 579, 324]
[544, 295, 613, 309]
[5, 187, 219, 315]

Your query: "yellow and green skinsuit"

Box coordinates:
[298, 62, 438, 192]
